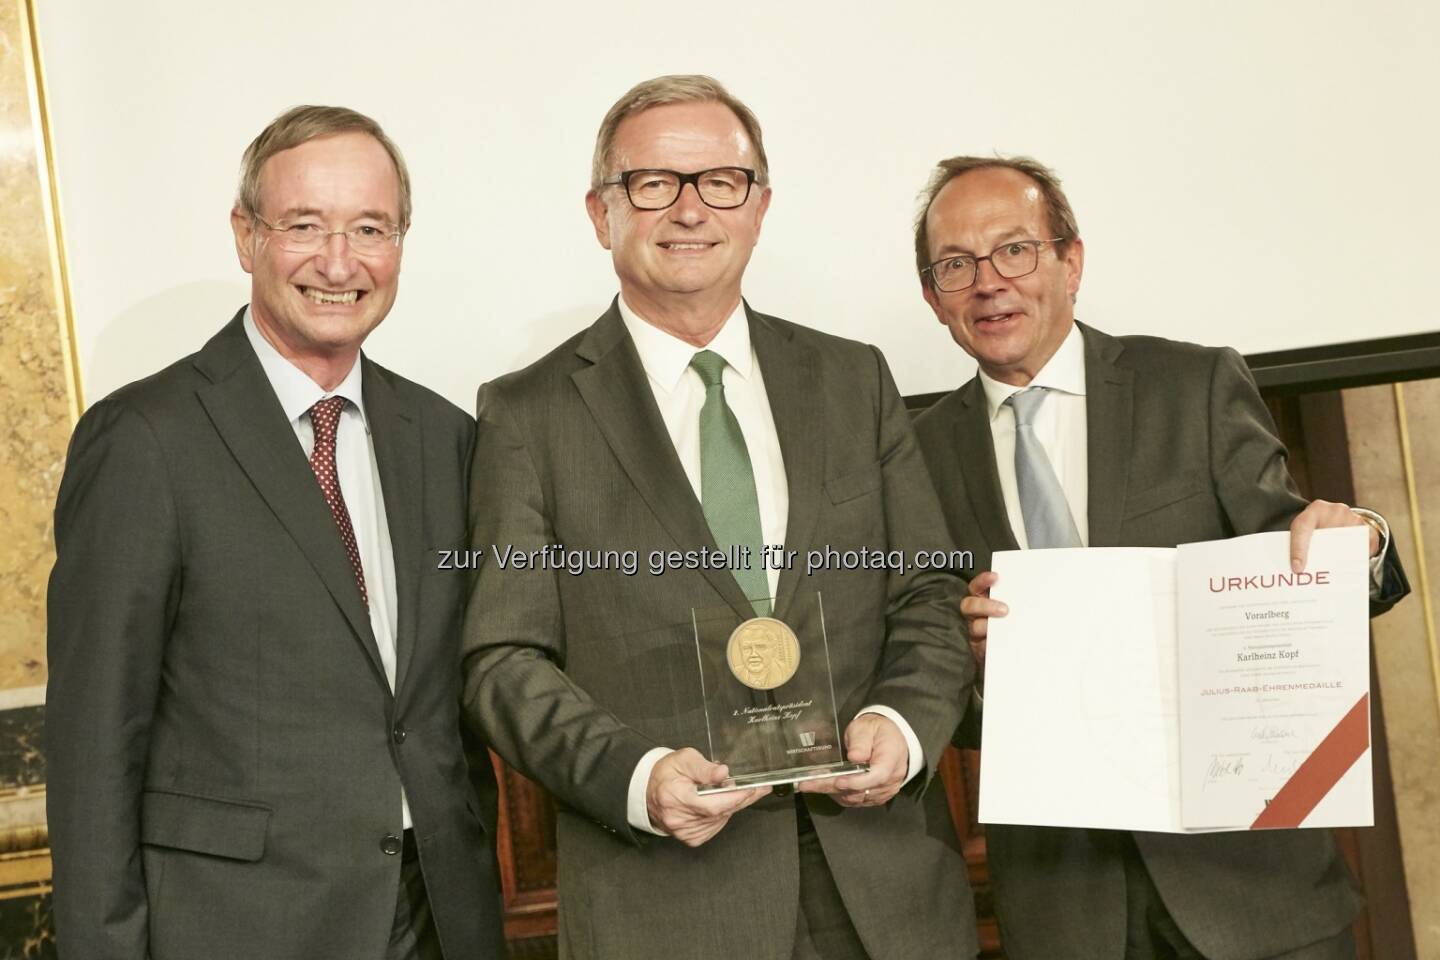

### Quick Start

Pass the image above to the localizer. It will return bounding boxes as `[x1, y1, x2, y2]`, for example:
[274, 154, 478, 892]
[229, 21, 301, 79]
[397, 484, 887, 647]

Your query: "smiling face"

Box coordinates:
[585, 101, 771, 338]
[921, 166, 1084, 385]
[231, 131, 402, 383]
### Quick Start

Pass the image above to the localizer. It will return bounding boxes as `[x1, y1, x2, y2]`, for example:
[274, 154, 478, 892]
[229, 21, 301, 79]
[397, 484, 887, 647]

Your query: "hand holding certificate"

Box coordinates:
[979, 526, 1371, 833]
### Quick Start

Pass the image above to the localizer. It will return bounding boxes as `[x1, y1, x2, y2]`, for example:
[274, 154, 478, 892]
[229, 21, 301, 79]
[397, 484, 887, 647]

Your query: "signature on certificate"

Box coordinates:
[1203, 754, 1246, 788]
[1249, 723, 1298, 743]
[1260, 753, 1303, 778]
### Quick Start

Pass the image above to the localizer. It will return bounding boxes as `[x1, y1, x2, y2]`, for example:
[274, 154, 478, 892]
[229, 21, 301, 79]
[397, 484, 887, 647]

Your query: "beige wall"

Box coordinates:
[32, 0, 1440, 410]
[1345, 381, 1440, 956]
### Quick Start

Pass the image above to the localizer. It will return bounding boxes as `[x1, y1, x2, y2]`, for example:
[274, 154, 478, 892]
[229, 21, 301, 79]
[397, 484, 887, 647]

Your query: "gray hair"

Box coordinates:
[590, 75, 769, 189]
[236, 105, 411, 229]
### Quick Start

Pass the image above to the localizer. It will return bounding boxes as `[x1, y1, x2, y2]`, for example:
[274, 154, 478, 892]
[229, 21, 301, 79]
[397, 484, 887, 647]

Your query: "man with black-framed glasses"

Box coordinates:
[910, 155, 1409, 960]
[462, 75, 977, 959]
[46, 105, 504, 960]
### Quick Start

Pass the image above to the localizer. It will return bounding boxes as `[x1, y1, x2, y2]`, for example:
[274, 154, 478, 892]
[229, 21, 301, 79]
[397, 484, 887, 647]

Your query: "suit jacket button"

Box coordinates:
[381, 833, 403, 856]
[392, 723, 407, 744]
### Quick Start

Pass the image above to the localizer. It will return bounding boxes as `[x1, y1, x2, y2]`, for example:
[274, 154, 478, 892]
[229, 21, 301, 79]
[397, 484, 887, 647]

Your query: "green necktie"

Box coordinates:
[690, 350, 770, 616]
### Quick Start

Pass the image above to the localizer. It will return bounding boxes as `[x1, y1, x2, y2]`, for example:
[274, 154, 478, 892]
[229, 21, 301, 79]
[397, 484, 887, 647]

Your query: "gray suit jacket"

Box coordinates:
[46, 311, 505, 960]
[913, 322, 1409, 960]
[463, 302, 977, 960]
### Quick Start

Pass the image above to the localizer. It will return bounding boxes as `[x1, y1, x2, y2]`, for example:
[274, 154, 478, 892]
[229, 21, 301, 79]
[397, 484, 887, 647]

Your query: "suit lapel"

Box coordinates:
[1081, 322, 1134, 548]
[956, 377, 1021, 554]
[193, 312, 389, 688]
[571, 303, 754, 620]
[365, 359, 424, 694]
[750, 308, 823, 620]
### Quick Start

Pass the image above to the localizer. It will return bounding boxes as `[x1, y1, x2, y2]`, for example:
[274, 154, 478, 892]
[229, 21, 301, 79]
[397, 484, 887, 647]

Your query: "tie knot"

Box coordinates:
[1007, 386, 1049, 427]
[309, 396, 347, 438]
[690, 350, 728, 388]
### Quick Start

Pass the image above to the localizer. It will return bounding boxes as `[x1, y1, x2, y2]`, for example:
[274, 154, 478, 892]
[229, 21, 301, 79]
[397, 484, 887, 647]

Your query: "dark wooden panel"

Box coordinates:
[490, 753, 558, 942]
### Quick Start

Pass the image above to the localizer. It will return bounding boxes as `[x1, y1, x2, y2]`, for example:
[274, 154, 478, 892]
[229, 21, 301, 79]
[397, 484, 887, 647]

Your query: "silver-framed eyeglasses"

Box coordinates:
[923, 238, 1065, 292]
[602, 167, 757, 210]
[253, 214, 404, 255]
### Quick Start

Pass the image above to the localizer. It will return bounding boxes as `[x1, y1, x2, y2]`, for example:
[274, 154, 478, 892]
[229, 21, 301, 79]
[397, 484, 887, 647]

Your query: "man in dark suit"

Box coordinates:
[46, 106, 504, 960]
[910, 156, 1408, 960]
[463, 76, 976, 959]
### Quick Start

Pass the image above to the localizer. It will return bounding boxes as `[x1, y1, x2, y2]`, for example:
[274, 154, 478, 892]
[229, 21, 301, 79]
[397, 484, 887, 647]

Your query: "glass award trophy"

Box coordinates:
[691, 592, 867, 793]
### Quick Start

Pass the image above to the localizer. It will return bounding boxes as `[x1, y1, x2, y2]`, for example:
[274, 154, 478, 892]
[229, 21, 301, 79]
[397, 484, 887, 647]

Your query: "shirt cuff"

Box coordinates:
[627, 746, 674, 836]
[1352, 507, 1391, 595]
[856, 705, 924, 786]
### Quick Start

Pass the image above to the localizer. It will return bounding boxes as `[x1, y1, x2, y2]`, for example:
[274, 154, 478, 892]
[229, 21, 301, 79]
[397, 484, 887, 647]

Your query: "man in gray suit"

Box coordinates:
[46, 106, 504, 960]
[463, 76, 976, 959]
[910, 155, 1409, 960]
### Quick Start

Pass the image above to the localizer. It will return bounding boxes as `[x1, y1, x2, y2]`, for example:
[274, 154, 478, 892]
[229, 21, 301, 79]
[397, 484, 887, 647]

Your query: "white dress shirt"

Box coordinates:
[615, 296, 923, 834]
[243, 309, 410, 829]
[978, 323, 1091, 548]
[980, 322, 1388, 578]
[618, 296, 790, 598]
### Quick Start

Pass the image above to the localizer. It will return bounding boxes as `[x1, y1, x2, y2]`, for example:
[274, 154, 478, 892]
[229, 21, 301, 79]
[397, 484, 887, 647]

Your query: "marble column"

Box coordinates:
[1, 0, 77, 949]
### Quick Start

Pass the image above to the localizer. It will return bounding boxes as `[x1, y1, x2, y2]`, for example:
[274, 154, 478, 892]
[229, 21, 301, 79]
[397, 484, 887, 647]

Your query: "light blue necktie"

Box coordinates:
[691, 350, 770, 615]
[1007, 387, 1083, 549]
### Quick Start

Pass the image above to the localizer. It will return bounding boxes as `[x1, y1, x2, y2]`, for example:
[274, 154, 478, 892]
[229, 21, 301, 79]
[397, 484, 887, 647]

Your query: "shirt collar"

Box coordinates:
[617, 295, 753, 393]
[978, 321, 1087, 422]
[242, 306, 369, 431]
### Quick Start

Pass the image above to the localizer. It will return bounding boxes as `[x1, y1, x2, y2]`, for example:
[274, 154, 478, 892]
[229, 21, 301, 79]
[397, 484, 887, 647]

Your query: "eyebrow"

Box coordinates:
[273, 206, 397, 224]
[934, 227, 1031, 258]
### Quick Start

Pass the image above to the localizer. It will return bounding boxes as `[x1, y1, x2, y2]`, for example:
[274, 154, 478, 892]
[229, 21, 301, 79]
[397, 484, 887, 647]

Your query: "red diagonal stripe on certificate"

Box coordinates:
[1251, 693, 1370, 830]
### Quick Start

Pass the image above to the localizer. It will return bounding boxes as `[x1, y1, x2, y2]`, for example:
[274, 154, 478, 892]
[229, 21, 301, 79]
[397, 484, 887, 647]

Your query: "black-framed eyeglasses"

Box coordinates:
[602, 167, 757, 210]
[253, 214, 404, 255]
[923, 238, 1065, 292]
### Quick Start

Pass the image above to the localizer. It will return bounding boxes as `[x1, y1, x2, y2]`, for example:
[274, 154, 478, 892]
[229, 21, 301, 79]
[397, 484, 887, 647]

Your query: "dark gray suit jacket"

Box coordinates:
[913, 322, 1409, 960]
[462, 302, 977, 960]
[46, 311, 505, 960]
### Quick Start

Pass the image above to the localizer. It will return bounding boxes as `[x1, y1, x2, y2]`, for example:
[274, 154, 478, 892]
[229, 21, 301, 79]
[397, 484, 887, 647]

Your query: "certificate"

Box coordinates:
[1177, 527, 1371, 829]
[978, 526, 1371, 833]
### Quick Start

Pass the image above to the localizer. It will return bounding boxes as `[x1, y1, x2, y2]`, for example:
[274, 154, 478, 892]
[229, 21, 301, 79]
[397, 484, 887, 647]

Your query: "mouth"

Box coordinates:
[973, 311, 1020, 328]
[299, 286, 364, 305]
[657, 241, 718, 252]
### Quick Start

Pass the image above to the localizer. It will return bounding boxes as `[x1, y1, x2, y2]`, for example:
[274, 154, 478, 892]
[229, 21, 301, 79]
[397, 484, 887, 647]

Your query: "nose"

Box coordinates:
[314, 232, 359, 282]
[972, 256, 1009, 295]
[668, 182, 708, 225]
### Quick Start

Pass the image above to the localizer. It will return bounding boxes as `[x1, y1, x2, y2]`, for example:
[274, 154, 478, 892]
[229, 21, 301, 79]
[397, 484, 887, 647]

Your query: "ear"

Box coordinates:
[749, 186, 773, 240]
[1063, 236, 1084, 301]
[231, 207, 257, 274]
[584, 189, 612, 250]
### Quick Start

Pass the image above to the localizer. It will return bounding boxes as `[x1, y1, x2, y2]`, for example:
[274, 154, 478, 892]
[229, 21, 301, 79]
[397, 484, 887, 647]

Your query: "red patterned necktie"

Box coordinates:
[308, 396, 369, 607]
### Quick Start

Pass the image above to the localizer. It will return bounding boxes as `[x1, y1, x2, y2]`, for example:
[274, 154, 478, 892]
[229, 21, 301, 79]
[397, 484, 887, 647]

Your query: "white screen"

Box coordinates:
[36, 0, 1440, 409]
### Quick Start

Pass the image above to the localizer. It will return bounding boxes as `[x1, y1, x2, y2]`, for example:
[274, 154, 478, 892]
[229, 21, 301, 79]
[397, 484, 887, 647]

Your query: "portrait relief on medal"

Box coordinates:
[726, 618, 801, 691]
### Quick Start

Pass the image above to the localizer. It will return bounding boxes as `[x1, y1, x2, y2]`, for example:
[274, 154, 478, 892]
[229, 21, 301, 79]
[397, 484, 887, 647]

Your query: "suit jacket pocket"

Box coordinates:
[141, 789, 272, 861]
[1123, 470, 1209, 520]
[825, 463, 883, 504]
